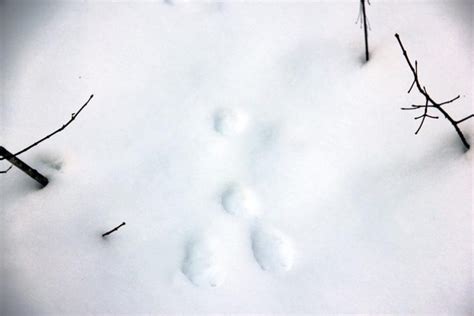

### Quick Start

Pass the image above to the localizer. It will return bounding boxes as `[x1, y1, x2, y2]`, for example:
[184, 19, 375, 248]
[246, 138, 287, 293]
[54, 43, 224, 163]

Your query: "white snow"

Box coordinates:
[213, 108, 248, 136]
[221, 183, 261, 218]
[0, 0, 472, 314]
[181, 236, 226, 288]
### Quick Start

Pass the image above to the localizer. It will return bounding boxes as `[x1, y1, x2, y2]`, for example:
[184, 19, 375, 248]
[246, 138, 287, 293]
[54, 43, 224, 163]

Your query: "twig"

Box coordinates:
[457, 114, 474, 124]
[0, 146, 49, 186]
[395, 34, 473, 149]
[102, 222, 126, 237]
[407, 61, 417, 93]
[0, 94, 94, 161]
[361, 0, 369, 61]
[0, 165, 12, 174]
[438, 95, 460, 106]
[415, 93, 429, 135]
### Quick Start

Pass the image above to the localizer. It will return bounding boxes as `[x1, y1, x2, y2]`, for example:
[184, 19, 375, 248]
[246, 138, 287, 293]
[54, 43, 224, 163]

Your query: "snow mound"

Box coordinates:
[251, 225, 294, 273]
[221, 184, 261, 218]
[181, 237, 226, 288]
[213, 108, 248, 136]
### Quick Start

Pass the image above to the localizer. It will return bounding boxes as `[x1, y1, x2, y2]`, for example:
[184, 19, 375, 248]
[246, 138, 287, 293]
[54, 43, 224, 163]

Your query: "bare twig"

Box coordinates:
[0, 94, 94, 161]
[361, 0, 370, 61]
[407, 61, 417, 93]
[457, 114, 474, 124]
[415, 93, 429, 135]
[438, 95, 460, 106]
[0, 165, 12, 174]
[102, 222, 126, 238]
[395, 34, 473, 149]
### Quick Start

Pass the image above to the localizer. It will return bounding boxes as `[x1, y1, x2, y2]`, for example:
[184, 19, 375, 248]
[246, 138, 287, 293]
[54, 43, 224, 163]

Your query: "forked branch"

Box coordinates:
[395, 34, 473, 149]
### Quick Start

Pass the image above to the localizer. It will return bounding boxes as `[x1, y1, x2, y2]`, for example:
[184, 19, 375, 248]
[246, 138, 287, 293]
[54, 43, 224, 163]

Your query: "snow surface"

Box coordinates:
[221, 183, 261, 217]
[213, 108, 248, 136]
[0, 0, 473, 314]
[181, 235, 226, 288]
[251, 224, 294, 273]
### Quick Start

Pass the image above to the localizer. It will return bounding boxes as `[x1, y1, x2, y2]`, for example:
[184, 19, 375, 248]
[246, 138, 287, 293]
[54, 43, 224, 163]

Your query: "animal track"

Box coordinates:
[251, 224, 295, 273]
[181, 110, 294, 287]
[221, 184, 261, 218]
[181, 237, 226, 288]
[36, 152, 64, 171]
[213, 108, 248, 136]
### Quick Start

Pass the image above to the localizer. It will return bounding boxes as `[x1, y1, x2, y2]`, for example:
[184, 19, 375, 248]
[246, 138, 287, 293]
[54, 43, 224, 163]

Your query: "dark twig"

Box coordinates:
[361, 0, 370, 61]
[415, 93, 429, 135]
[0, 94, 94, 161]
[407, 61, 417, 93]
[395, 33, 473, 149]
[0, 146, 49, 186]
[415, 114, 439, 120]
[438, 95, 460, 106]
[0, 165, 12, 174]
[457, 115, 474, 124]
[102, 222, 126, 237]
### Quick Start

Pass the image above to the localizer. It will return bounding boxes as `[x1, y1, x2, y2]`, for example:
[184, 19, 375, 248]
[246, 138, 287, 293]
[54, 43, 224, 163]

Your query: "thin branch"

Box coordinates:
[457, 114, 474, 124]
[411, 104, 436, 108]
[415, 94, 429, 135]
[438, 95, 461, 106]
[407, 61, 417, 93]
[414, 114, 439, 120]
[355, 2, 363, 26]
[0, 94, 94, 161]
[0, 165, 12, 174]
[395, 33, 472, 149]
[361, 0, 370, 61]
[102, 222, 126, 238]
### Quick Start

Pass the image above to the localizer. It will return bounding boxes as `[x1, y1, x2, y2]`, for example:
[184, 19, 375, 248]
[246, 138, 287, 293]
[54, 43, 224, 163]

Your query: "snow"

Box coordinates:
[0, 0, 472, 314]
[251, 224, 294, 273]
[213, 108, 248, 136]
[181, 236, 226, 288]
[221, 183, 261, 218]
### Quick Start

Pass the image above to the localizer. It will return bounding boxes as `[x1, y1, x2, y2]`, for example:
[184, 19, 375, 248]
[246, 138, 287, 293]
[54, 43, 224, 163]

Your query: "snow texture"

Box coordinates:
[251, 224, 294, 273]
[181, 237, 226, 288]
[221, 183, 261, 218]
[213, 108, 248, 136]
[0, 0, 472, 314]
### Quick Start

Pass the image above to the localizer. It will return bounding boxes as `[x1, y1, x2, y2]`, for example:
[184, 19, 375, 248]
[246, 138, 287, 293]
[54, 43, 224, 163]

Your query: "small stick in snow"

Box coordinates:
[102, 222, 126, 237]
[395, 33, 473, 150]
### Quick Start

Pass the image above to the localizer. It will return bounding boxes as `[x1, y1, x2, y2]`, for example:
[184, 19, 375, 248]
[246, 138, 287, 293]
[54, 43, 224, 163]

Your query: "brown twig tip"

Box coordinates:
[102, 222, 126, 238]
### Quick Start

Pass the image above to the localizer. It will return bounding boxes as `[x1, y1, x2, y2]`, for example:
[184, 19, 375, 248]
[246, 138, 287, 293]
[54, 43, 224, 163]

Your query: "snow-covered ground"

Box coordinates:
[1, 0, 472, 314]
